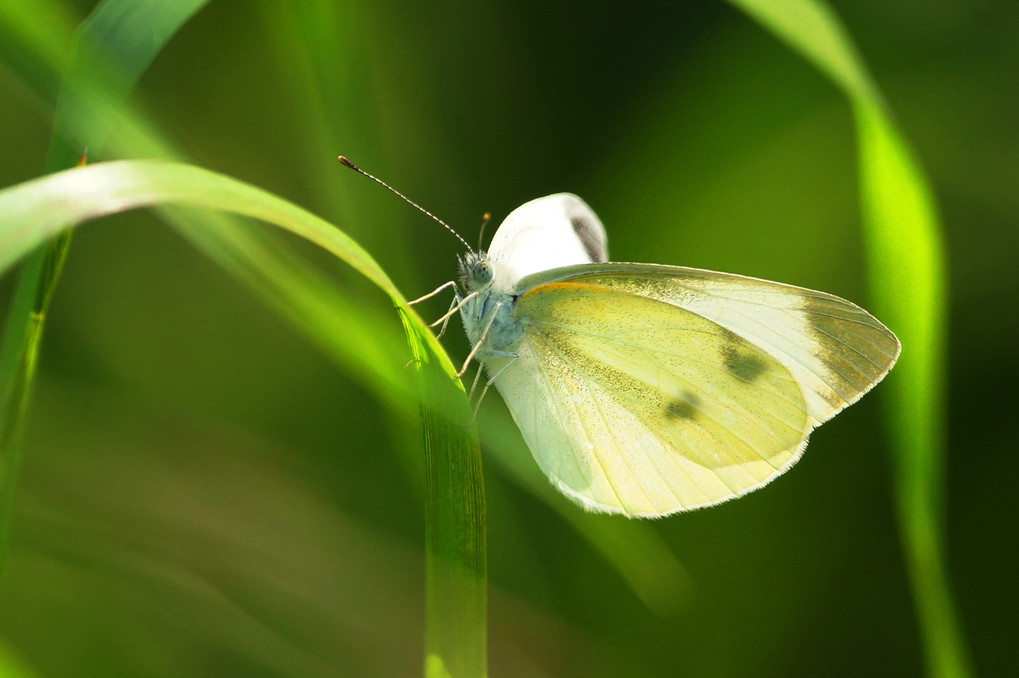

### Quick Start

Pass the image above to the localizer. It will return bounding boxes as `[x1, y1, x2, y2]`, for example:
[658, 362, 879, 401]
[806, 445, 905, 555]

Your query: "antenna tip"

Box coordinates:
[337, 156, 358, 170]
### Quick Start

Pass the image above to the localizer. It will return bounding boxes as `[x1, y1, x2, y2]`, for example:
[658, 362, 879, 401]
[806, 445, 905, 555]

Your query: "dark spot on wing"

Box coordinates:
[722, 345, 767, 382]
[570, 214, 606, 263]
[715, 327, 768, 382]
[665, 392, 700, 420]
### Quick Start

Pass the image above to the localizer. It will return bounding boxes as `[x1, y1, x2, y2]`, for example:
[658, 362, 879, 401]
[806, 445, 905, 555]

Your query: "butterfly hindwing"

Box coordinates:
[486, 194, 607, 287]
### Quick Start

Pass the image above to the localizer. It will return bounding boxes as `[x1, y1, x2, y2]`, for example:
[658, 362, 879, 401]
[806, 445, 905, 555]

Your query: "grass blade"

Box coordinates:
[2, 6, 489, 666]
[727, 1, 971, 675]
[855, 102, 966, 678]
[0, 159, 487, 676]
[400, 312, 487, 678]
[0, 161, 396, 297]
[0, 0, 212, 578]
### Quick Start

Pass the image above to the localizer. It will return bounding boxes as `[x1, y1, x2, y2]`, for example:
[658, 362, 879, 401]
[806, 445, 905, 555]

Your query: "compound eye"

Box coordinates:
[474, 261, 493, 285]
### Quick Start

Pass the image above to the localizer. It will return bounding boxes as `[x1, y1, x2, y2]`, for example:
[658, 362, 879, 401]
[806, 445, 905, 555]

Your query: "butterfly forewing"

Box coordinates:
[515, 264, 901, 427]
[500, 282, 815, 516]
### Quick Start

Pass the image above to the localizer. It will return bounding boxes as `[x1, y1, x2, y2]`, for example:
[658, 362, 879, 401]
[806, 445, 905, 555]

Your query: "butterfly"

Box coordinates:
[339, 159, 900, 518]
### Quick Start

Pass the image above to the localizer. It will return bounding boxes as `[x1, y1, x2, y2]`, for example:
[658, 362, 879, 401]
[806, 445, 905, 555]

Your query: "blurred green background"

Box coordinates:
[1, 0, 1016, 676]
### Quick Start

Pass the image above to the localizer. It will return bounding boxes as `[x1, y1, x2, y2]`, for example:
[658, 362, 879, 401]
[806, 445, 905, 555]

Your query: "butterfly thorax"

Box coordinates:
[458, 250, 525, 361]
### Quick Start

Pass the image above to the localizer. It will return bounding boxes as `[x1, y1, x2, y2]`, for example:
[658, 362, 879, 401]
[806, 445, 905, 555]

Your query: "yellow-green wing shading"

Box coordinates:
[495, 282, 812, 516]
[517, 264, 901, 427]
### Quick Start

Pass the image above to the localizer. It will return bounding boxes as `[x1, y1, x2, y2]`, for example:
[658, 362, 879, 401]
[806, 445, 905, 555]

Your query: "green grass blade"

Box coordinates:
[0, 159, 487, 676]
[183, 219, 487, 676]
[0, 293, 42, 577]
[173, 209, 488, 678]
[0, 1, 74, 575]
[178, 214, 487, 678]
[400, 312, 487, 678]
[0, 200, 74, 581]
[0, 0, 214, 386]
[0, 160, 402, 303]
[0, 0, 211, 579]
[855, 102, 966, 678]
[0, 159, 458, 408]
[727, 1, 971, 676]
[725, 0, 879, 103]
[44, 0, 209, 169]
[2, 7, 489, 667]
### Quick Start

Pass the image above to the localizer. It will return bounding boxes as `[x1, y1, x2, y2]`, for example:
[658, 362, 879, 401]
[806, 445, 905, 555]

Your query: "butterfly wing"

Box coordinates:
[486, 194, 607, 289]
[493, 264, 899, 517]
[516, 264, 901, 427]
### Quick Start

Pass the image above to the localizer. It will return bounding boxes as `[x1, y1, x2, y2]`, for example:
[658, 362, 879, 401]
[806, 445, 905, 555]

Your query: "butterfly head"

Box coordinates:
[458, 250, 495, 293]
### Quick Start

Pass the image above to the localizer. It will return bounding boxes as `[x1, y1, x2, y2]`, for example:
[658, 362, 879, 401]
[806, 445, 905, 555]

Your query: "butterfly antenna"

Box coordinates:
[476, 212, 492, 251]
[338, 156, 472, 251]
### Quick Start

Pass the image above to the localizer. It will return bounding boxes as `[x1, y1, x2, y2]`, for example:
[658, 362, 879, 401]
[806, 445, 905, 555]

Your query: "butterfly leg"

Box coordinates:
[429, 290, 477, 330]
[467, 366, 485, 400]
[408, 281, 476, 338]
[466, 355, 517, 425]
[433, 295, 459, 340]
[407, 280, 457, 306]
[467, 353, 516, 400]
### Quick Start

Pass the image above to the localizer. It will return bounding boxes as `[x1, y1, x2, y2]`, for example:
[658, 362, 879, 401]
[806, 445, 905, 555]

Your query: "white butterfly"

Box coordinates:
[452, 194, 900, 518]
[337, 159, 900, 518]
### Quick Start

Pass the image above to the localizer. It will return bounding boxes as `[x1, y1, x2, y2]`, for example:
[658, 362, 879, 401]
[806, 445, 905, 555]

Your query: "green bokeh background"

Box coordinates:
[1, 1, 1016, 676]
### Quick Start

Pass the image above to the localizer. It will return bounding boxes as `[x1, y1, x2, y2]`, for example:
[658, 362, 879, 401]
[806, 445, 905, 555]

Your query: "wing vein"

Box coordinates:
[531, 336, 625, 509]
[585, 376, 663, 512]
